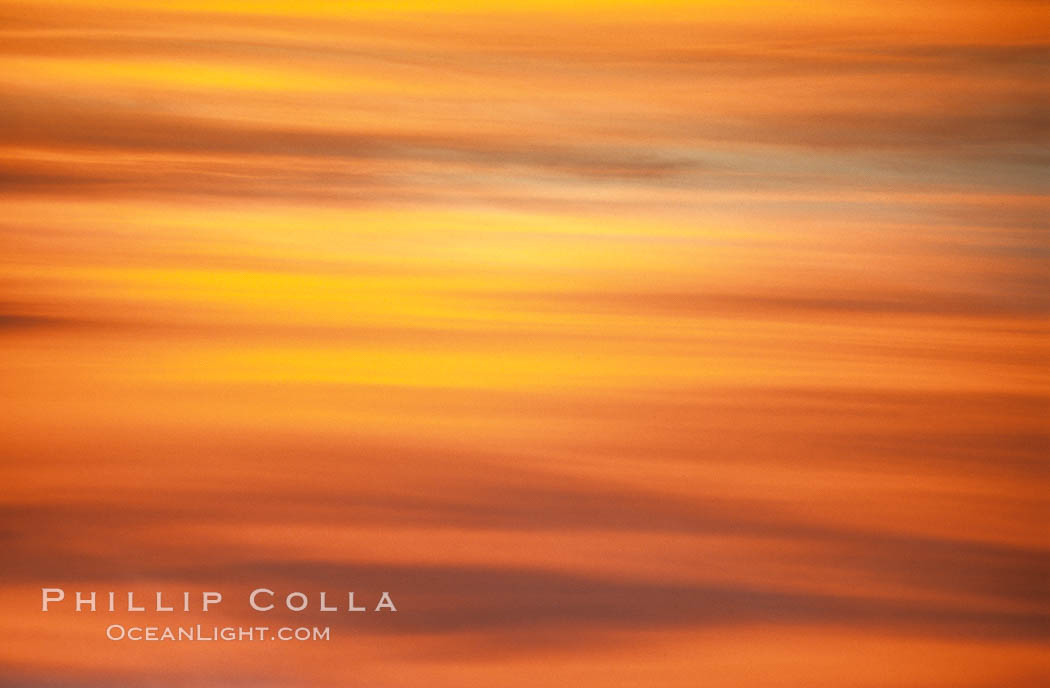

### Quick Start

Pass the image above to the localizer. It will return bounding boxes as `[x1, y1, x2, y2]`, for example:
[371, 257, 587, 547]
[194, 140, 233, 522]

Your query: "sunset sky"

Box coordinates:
[1, 1, 1048, 686]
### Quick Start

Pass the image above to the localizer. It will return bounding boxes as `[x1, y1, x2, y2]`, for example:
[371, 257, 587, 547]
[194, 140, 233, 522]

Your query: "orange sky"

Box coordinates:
[1, 1, 1048, 686]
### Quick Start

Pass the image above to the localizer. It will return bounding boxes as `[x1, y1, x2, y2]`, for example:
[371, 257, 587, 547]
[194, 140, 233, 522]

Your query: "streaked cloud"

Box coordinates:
[1, 1, 1046, 687]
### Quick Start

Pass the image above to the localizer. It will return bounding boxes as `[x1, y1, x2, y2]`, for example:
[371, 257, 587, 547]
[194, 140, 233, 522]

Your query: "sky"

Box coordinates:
[1, 1, 1048, 686]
